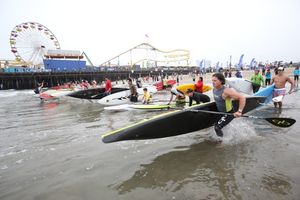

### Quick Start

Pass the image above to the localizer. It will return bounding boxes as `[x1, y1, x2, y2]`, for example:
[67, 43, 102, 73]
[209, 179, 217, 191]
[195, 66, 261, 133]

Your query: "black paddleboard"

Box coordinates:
[67, 87, 128, 99]
[102, 96, 266, 143]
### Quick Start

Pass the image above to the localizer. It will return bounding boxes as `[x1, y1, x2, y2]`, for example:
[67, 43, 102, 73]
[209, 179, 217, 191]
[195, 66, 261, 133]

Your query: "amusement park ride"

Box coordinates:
[9, 22, 61, 67]
[6, 22, 190, 70]
[100, 43, 191, 68]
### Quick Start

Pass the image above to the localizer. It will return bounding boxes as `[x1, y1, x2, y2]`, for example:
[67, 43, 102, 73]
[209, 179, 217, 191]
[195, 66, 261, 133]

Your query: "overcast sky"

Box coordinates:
[1, 0, 300, 66]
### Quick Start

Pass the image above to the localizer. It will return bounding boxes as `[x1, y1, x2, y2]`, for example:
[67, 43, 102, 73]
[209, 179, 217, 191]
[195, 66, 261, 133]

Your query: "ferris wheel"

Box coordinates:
[9, 22, 60, 67]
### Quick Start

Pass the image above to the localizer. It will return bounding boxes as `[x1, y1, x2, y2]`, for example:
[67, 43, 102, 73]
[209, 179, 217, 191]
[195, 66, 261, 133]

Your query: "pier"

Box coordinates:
[0, 68, 194, 90]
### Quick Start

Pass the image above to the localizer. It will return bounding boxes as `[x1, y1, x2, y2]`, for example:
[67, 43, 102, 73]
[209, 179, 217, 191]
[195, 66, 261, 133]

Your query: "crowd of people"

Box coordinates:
[34, 64, 299, 139]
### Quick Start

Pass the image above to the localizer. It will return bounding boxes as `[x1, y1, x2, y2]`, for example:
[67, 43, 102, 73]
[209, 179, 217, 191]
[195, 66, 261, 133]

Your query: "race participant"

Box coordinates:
[128, 78, 138, 102]
[271, 66, 294, 108]
[186, 89, 210, 107]
[141, 88, 152, 104]
[212, 73, 246, 137]
[34, 82, 44, 94]
[250, 69, 264, 93]
[166, 84, 185, 107]
[104, 77, 112, 95]
[194, 77, 204, 93]
[91, 80, 97, 88]
[293, 66, 299, 88]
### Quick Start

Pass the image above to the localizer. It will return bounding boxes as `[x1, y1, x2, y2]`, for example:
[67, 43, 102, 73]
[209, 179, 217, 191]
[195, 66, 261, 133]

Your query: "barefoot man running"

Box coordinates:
[271, 66, 294, 108]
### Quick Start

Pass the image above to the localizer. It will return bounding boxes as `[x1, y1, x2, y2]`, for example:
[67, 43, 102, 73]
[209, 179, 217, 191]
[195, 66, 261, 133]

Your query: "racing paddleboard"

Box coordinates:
[39, 89, 75, 100]
[98, 85, 158, 106]
[67, 87, 128, 100]
[226, 77, 253, 95]
[102, 96, 266, 143]
[176, 84, 212, 93]
[153, 79, 176, 90]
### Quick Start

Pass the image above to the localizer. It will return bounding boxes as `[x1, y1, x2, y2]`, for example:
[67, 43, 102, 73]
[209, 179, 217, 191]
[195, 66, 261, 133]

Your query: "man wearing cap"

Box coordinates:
[187, 89, 210, 107]
[271, 66, 294, 108]
[250, 69, 264, 93]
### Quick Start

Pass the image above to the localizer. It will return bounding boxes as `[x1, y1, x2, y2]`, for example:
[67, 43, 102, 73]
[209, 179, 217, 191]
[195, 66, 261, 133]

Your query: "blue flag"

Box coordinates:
[237, 54, 244, 69]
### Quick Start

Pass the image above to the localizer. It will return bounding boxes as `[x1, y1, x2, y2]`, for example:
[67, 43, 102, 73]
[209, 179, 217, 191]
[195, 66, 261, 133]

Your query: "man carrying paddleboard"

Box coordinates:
[194, 77, 204, 93]
[212, 73, 246, 137]
[166, 84, 185, 107]
[128, 78, 138, 102]
[271, 66, 294, 108]
[250, 69, 264, 93]
[104, 77, 112, 96]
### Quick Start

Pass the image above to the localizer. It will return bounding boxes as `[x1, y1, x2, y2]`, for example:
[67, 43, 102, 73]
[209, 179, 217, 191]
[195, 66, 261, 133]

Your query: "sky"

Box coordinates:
[1, 0, 300, 66]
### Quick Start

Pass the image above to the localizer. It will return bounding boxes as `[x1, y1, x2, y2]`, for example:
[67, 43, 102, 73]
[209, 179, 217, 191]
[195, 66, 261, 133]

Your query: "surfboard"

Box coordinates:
[98, 86, 158, 106]
[226, 77, 253, 95]
[39, 89, 74, 100]
[98, 90, 131, 106]
[104, 104, 133, 111]
[101, 96, 266, 143]
[153, 79, 176, 91]
[176, 84, 212, 93]
[254, 84, 274, 103]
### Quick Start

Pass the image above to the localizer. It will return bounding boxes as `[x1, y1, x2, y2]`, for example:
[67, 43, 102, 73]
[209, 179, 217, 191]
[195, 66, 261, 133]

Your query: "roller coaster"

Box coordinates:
[100, 43, 190, 68]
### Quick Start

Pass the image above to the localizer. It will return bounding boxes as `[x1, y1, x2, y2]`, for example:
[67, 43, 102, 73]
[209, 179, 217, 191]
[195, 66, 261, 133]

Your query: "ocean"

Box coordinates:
[0, 88, 299, 200]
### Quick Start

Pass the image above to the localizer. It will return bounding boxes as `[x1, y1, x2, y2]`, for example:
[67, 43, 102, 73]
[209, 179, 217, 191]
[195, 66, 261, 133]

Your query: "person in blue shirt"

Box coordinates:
[293, 66, 299, 88]
[235, 70, 242, 78]
[265, 69, 272, 86]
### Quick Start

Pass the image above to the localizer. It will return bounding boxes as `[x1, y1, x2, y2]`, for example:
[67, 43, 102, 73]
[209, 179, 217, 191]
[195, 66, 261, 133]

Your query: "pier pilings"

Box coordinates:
[0, 70, 189, 90]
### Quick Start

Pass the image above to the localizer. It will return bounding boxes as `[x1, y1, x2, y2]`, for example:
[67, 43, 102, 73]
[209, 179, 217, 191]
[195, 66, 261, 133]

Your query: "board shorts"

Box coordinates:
[294, 75, 299, 81]
[176, 98, 186, 107]
[273, 88, 286, 98]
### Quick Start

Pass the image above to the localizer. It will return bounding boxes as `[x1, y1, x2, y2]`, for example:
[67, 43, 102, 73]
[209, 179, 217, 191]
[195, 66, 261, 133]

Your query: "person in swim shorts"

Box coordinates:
[271, 66, 294, 108]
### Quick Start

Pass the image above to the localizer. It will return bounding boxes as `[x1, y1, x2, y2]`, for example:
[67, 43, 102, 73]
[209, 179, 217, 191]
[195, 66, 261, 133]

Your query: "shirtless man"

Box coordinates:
[271, 66, 294, 108]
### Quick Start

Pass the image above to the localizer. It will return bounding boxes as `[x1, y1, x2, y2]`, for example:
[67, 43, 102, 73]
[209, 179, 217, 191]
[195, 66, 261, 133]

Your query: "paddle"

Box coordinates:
[181, 109, 296, 128]
[112, 96, 129, 100]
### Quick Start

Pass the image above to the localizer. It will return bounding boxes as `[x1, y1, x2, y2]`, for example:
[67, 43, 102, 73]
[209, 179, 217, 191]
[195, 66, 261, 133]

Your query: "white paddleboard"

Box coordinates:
[104, 104, 132, 111]
[226, 77, 253, 95]
[39, 89, 74, 100]
[98, 90, 131, 106]
[98, 86, 158, 106]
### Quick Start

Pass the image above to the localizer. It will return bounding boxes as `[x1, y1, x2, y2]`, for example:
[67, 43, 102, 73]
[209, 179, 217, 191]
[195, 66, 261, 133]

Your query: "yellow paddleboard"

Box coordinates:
[176, 84, 212, 93]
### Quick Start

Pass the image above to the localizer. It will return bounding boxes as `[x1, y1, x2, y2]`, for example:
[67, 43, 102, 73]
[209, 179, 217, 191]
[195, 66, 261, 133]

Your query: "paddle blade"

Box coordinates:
[265, 118, 296, 128]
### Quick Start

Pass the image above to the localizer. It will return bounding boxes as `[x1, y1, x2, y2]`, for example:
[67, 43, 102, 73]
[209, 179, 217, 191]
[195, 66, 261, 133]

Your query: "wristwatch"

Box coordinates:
[238, 109, 243, 113]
